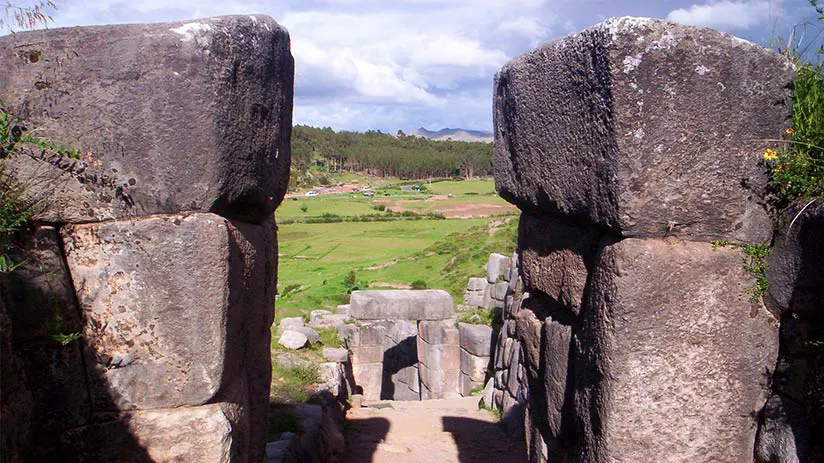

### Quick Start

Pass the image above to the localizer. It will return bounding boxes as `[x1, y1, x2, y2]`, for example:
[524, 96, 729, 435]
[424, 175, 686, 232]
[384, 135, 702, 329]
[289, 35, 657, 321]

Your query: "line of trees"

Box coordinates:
[291, 125, 493, 180]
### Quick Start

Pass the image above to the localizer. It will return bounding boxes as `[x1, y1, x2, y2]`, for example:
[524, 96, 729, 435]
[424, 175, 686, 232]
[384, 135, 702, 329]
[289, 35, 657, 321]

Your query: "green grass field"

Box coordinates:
[274, 177, 519, 321]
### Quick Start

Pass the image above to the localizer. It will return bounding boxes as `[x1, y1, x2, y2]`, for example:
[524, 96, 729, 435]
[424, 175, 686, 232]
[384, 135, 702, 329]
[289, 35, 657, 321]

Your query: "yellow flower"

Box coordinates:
[786, 128, 795, 135]
[763, 148, 779, 161]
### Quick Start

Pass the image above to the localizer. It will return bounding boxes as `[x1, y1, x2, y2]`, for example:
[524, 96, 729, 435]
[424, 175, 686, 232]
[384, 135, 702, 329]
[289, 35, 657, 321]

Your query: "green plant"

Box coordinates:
[300, 204, 309, 213]
[51, 331, 82, 346]
[410, 279, 428, 290]
[469, 384, 486, 396]
[711, 241, 771, 301]
[270, 360, 321, 404]
[343, 270, 357, 290]
[479, 403, 502, 420]
[456, 307, 496, 327]
[763, 1, 824, 201]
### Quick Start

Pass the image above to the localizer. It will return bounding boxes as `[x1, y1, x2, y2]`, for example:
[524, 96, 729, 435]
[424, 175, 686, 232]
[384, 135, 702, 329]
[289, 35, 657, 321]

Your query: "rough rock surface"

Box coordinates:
[458, 323, 493, 357]
[350, 290, 454, 320]
[580, 238, 778, 461]
[279, 330, 309, 350]
[494, 17, 792, 242]
[418, 320, 461, 399]
[62, 403, 241, 462]
[62, 213, 236, 409]
[0, 15, 294, 224]
[348, 320, 419, 401]
[492, 16, 794, 463]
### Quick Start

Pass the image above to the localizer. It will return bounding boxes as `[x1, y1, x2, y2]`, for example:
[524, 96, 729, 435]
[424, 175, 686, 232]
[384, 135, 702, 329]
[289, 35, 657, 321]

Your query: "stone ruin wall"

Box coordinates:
[0, 16, 293, 462]
[463, 253, 530, 433]
[492, 16, 819, 463]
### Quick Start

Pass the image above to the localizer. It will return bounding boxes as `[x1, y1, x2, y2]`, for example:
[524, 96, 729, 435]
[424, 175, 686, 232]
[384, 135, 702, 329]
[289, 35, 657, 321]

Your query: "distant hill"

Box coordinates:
[411, 127, 494, 143]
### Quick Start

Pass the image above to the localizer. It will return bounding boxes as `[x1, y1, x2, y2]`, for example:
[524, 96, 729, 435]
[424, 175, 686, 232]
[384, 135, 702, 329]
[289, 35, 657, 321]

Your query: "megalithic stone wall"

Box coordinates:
[494, 17, 791, 462]
[0, 15, 293, 463]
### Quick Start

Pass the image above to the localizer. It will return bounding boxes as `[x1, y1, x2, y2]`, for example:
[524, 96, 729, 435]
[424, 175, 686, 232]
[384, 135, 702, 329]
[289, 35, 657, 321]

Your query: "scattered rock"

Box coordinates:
[309, 310, 332, 325]
[322, 348, 350, 363]
[278, 331, 308, 350]
[294, 327, 320, 345]
[278, 317, 305, 334]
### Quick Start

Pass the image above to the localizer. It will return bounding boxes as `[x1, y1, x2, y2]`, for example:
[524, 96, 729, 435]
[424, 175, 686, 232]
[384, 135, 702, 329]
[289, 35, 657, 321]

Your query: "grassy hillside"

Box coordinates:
[274, 179, 518, 321]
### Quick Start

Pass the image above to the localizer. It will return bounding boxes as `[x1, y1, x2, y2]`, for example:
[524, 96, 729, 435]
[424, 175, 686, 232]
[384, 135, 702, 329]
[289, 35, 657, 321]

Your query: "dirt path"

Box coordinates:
[342, 396, 528, 463]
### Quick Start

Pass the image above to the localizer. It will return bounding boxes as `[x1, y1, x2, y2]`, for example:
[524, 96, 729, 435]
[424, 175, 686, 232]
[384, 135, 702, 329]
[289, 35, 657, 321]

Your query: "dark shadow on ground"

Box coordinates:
[442, 416, 528, 463]
[341, 417, 391, 463]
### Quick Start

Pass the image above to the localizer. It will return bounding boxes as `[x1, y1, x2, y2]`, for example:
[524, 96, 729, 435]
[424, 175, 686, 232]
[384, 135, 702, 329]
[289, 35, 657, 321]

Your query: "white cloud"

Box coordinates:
[666, 1, 776, 30]
[10, 0, 801, 132]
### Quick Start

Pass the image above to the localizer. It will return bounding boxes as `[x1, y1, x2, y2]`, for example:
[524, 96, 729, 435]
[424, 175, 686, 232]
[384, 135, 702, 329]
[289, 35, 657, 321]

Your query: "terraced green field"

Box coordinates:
[274, 178, 519, 321]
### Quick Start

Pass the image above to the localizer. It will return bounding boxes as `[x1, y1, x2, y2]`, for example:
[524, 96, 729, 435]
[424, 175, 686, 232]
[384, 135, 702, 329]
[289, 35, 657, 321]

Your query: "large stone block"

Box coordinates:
[418, 319, 459, 346]
[460, 348, 490, 382]
[487, 253, 511, 283]
[519, 214, 601, 315]
[494, 17, 792, 242]
[61, 213, 262, 410]
[351, 363, 383, 401]
[577, 237, 779, 461]
[0, 15, 294, 224]
[62, 403, 242, 462]
[458, 322, 494, 357]
[349, 290, 454, 320]
[419, 363, 460, 400]
[543, 318, 572, 440]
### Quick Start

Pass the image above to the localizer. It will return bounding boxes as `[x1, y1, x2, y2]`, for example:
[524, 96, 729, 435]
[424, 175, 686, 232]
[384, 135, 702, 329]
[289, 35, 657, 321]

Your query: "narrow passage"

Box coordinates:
[343, 396, 527, 463]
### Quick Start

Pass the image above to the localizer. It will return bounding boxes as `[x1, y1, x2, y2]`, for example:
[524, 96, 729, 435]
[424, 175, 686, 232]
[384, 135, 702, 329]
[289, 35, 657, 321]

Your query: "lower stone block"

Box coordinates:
[62, 403, 243, 462]
[579, 237, 779, 462]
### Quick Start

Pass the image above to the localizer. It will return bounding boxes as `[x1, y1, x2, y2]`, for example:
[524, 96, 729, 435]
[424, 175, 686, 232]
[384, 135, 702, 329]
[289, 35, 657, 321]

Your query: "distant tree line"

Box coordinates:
[291, 125, 493, 180]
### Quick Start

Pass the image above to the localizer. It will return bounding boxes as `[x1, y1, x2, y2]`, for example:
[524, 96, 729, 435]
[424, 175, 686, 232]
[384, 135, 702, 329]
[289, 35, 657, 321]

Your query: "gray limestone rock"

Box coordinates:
[0, 15, 294, 224]
[61, 213, 267, 410]
[467, 277, 489, 291]
[293, 327, 319, 345]
[310, 310, 333, 325]
[494, 17, 792, 242]
[278, 317, 305, 333]
[487, 253, 512, 284]
[577, 237, 779, 461]
[766, 201, 824, 317]
[62, 403, 243, 462]
[322, 348, 350, 363]
[349, 290, 454, 320]
[279, 331, 309, 350]
[518, 214, 601, 316]
[458, 323, 494, 357]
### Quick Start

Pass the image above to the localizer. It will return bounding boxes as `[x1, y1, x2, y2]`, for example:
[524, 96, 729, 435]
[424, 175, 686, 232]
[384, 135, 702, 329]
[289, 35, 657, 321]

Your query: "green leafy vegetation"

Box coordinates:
[456, 307, 497, 328]
[764, 1, 824, 201]
[291, 125, 492, 185]
[410, 279, 428, 290]
[270, 359, 321, 404]
[711, 240, 771, 301]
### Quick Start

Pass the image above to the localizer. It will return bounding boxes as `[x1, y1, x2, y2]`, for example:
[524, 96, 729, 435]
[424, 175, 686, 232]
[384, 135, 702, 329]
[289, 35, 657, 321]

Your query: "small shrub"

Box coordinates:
[343, 270, 357, 289]
[410, 279, 428, 290]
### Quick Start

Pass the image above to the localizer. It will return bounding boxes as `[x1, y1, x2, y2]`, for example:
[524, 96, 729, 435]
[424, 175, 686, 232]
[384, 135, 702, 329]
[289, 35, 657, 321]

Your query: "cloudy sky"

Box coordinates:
[6, 0, 823, 132]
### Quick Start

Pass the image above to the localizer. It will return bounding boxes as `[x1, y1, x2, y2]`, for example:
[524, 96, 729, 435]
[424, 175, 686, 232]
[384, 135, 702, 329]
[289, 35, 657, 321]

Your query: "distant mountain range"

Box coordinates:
[410, 127, 493, 143]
